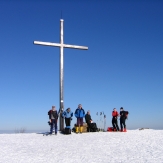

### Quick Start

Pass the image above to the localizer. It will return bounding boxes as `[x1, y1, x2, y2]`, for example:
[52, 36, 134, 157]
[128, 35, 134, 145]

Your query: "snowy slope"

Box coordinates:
[0, 130, 163, 163]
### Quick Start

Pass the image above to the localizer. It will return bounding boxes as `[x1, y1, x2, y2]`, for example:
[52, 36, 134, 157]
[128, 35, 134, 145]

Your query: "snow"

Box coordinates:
[0, 130, 163, 163]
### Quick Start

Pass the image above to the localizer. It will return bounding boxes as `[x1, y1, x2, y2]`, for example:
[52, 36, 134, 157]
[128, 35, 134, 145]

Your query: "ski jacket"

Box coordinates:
[48, 110, 58, 120]
[62, 110, 73, 118]
[120, 110, 126, 119]
[85, 114, 92, 124]
[112, 111, 119, 117]
[75, 108, 85, 118]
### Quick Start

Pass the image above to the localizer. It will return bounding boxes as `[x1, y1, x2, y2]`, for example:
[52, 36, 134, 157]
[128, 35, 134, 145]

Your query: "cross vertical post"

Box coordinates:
[60, 19, 64, 131]
[33, 19, 88, 132]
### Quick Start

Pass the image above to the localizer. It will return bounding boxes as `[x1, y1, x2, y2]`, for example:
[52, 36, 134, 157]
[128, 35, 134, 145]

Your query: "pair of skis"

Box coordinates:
[43, 132, 57, 136]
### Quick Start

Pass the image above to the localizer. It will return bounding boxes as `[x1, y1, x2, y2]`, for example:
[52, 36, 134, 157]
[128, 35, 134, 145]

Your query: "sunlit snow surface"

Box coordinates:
[0, 130, 163, 163]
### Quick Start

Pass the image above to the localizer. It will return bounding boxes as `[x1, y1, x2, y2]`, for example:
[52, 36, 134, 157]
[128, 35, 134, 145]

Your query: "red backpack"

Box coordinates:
[107, 127, 113, 132]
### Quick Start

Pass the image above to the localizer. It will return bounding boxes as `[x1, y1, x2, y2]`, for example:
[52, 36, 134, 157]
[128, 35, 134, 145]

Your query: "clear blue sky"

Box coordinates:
[0, 0, 163, 131]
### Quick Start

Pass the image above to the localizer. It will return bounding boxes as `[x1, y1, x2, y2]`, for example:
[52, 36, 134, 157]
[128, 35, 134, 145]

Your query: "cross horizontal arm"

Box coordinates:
[34, 41, 61, 47]
[34, 41, 88, 50]
[64, 44, 88, 50]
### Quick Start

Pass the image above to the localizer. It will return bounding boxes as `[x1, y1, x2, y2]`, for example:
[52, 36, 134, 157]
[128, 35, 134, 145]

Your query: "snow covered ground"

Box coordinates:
[0, 129, 163, 163]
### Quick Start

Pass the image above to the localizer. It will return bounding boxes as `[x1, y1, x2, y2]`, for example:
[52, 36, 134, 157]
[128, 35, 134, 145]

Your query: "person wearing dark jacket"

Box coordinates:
[62, 108, 73, 128]
[112, 108, 119, 131]
[119, 107, 126, 132]
[75, 104, 85, 134]
[85, 110, 97, 132]
[48, 106, 58, 135]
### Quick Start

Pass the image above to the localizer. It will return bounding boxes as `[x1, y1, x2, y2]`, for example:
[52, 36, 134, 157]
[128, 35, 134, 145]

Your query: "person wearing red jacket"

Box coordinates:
[112, 108, 119, 131]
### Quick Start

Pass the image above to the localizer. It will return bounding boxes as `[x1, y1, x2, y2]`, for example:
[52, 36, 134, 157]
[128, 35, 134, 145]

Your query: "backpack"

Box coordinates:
[64, 126, 71, 135]
[125, 111, 129, 119]
[107, 127, 113, 132]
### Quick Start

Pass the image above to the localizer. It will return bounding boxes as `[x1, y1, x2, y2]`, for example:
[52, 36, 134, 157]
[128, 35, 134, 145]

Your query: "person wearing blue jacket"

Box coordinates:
[62, 108, 73, 128]
[75, 104, 85, 134]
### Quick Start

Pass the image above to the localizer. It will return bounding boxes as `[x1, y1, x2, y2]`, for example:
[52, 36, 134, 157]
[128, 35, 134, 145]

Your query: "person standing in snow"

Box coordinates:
[112, 108, 119, 131]
[75, 104, 85, 134]
[119, 107, 127, 132]
[62, 108, 73, 128]
[48, 106, 58, 135]
[85, 110, 97, 132]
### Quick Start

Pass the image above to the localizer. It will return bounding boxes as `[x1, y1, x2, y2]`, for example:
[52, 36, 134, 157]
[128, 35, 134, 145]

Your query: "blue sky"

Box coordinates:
[0, 0, 163, 132]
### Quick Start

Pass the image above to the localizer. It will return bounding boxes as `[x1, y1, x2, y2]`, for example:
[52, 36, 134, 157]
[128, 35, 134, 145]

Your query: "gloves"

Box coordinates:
[48, 121, 51, 125]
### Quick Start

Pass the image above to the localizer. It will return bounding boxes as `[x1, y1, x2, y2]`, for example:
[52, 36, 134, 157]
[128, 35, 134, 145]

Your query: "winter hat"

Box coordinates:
[120, 107, 123, 110]
[67, 108, 70, 111]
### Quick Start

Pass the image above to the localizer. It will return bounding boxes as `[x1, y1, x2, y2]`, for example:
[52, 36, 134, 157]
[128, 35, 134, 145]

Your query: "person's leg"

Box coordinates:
[65, 118, 68, 127]
[115, 120, 119, 131]
[50, 119, 54, 134]
[123, 119, 126, 132]
[80, 118, 83, 126]
[76, 118, 80, 126]
[67, 118, 71, 127]
[120, 119, 123, 131]
[112, 118, 116, 131]
[124, 119, 126, 129]
[50, 124, 53, 134]
[65, 118, 67, 126]
[54, 119, 57, 134]
[87, 123, 91, 132]
[93, 123, 98, 131]
[76, 118, 80, 133]
[79, 118, 83, 133]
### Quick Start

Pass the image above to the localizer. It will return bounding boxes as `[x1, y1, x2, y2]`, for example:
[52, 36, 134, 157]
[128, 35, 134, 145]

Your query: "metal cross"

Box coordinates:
[33, 19, 88, 131]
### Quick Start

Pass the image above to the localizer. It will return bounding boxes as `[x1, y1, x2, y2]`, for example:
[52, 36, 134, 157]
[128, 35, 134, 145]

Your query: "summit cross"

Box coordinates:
[33, 19, 88, 131]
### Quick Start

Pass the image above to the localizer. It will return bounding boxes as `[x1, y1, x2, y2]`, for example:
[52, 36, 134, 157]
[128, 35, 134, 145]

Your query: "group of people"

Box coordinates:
[48, 104, 96, 134]
[112, 107, 128, 132]
[48, 105, 128, 135]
